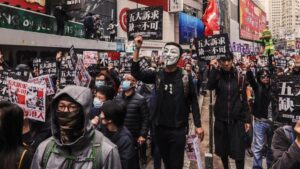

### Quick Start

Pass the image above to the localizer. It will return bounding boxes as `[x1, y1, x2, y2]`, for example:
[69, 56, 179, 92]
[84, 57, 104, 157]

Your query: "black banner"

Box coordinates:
[33, 57, 57, 76]
[272, 75, 300, 124]
[59, 55, 76, 88]
[197, 34, 230, 60]
[127, 6, 163, 40]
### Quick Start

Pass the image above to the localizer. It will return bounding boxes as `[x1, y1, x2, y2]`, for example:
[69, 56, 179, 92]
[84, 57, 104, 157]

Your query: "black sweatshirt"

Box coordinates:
[131, 61, 201, 128]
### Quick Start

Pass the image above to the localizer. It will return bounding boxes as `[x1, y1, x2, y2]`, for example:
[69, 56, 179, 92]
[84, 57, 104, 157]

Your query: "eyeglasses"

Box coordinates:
[57, 104, 79, 112]
[261, 75, 270, 79]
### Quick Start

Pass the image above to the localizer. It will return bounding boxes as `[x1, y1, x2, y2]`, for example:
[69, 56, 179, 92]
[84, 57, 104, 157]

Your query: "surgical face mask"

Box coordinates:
[93, 97, 103, 108]
[56, 110, 84, 144]
[122, 80, 131, 91]
[163, 45, 180, 66]
[95, 80, 105, 88]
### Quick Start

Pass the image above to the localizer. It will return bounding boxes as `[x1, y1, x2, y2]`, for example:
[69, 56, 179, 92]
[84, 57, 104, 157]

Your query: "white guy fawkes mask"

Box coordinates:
[163, 45, 181, 66]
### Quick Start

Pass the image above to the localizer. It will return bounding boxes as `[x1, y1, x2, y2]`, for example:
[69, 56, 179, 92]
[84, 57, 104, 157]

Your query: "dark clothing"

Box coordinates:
[207, 68, 250, 123]
[18, 146, 33, 169]
[0, 146, 33, 169]
[54, 7, 68, 35]
[271, 127, 300, 169]
[90, 107, 100, 119]
[214, 119, 246, 160]
[101, 127, 138, 169]
[115, 91, 149, 140]
[131, 61, 201, 128]
[155, 126, 186, 169]
[84, 16, 95, 39]
[246, 70, 271, 119]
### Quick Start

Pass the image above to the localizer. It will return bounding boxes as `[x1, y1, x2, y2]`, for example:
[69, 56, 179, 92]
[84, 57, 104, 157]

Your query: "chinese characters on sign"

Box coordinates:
[127, 6, 163, 40]
[198, 34, 230, 60]
[273, 75, 300, 124]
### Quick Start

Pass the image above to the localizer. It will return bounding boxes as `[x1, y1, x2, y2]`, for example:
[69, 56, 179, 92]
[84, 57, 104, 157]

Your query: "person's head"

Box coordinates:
[52, 86, 93, 145]
[184, 62, 192, 72]
[219, 53, 234, 71]
[110, 20, 113, 24]
[95, 72, 110, 88]
[93, 86, 115, 108]
[257, 69, 270, 85]
[163, 42, 183, 67]
[100, 100, 126, 130]
[0, 101, 24, 150]
[121, 74, 137, 93]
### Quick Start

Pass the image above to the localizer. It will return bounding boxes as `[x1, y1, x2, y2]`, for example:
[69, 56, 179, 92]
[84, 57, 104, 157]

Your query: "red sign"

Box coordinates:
[239, 0, 266, 41]
[129, 0, 168, 11]
[119, 8, 129, 32]
[0, 0, 46, 13]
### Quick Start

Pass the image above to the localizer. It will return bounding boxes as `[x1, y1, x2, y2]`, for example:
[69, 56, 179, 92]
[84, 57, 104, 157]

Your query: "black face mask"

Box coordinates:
[56, 110, 85, 144]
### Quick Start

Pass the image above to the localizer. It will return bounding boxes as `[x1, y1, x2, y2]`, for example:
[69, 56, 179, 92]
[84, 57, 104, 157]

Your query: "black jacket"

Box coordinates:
[246, 70, 271, 119]
[131, 61, 201, 128]
[207, 68, 250, 123]
[115, 91, 149, 139]
[101, 127, 138, 169]
[271, 126, 300, 169]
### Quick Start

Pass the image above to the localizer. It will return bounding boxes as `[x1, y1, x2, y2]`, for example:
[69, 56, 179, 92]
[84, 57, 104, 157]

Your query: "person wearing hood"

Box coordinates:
[30, 85, 122, 169]
[131, 36, 204, 169]
[99, 100, 138, 169]
[246, 64, 274, 169]
[208, 55, 251, 169]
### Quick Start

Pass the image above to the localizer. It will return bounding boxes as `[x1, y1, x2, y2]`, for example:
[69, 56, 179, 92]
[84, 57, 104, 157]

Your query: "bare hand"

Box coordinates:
[245, 123, 251, 133]
[56, 51, 62, 62]
[91, 116, 100, 127]
[195, 127, 205, 142]
[294, 120, 300, 148]
[134, 35, 143, 50]
[137, 136, 146, 145]
[210, 59, 218, 69]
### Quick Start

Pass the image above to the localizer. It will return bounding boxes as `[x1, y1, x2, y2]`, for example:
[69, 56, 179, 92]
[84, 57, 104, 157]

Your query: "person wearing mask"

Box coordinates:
[131, 36, 204, 169]
[107, 21, 117, 42]
[30, 85, 122, 169]
[95, 70, 120, 95]
[99, 100, 138, 169]
[271, 120, 300, 169]
[245, 62, 274, 169]
[208, 55, 251, 169]
[90, 85, 115, 127]
[0, 101, 33, 169]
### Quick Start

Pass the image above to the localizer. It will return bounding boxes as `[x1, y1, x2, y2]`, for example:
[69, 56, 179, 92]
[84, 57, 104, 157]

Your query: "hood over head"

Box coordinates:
[51, 85, 94, 147]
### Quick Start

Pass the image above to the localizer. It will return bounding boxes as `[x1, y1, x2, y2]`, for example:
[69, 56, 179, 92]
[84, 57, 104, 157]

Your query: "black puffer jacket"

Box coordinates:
[207, 68, 250, 122]
[116, 91, 149, 140]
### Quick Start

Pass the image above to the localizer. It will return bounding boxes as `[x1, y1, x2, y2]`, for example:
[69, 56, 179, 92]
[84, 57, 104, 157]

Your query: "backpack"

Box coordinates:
[18, 148, 28, 169]
[41, 135, 103, 169]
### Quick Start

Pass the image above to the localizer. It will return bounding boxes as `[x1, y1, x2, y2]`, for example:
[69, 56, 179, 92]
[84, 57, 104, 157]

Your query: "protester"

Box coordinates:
[90, 85, 115, 127]
[271, 120, 300, 169]
[100, 100, 139, 169]
[53, 5, 68, 35]
[246, 63, 274, 169]
[84, 13, 96, 39]
[0, 101, 33, 169]
[30, 85, 122, 169]
[208, 55, 251, 169]
[107, 21, 117, 42]
[131, 36, 204, 169]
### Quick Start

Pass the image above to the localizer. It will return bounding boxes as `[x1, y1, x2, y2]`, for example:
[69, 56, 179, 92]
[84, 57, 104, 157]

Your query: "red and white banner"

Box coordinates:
[28, 75, 55, 96]
[202, 0, 220, 36]
[7, 78, 46, 122]
[74, 59, 92, 87]
[83, 51, 99, 67]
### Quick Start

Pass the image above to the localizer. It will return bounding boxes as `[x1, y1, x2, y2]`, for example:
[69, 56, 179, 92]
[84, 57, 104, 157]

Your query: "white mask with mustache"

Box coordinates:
[163, 45, 181, 66]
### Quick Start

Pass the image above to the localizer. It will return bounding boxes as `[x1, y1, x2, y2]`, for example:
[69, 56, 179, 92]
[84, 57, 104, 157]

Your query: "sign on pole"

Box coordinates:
[127, 6, 163, 40]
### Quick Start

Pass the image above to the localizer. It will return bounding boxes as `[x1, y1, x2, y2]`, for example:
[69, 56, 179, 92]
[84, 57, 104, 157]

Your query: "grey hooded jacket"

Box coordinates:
[30, 86, 122, 169]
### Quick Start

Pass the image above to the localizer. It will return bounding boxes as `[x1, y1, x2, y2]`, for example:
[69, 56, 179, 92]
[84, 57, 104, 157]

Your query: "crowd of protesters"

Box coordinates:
[1, 37, 300, 169]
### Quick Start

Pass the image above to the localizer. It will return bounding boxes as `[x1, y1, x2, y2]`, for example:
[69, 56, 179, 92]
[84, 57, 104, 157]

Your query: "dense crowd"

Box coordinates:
[0, 36, 300, 169]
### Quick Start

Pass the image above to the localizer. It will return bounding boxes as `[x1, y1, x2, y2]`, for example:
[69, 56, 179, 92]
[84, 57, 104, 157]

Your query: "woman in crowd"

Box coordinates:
[0, 101, 32, 169]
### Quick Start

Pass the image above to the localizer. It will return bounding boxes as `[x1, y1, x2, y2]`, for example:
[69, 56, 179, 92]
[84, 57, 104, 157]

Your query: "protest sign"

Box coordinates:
[28, 75, 55, 96]
[108, 52, 121, 68]
[99, 52, 109, 68]
[198, 34, 230, 60]
[119, 52, 131, 73]
[59, 54, 76, 88]
[7, 78, 46, 122]
[127, 6, 163, 40]
[83, 51, 99, 67]
[74, 59, 92, 87]
[33, 57, 57, 76]
[272, 75, 300, 124]
[186, 135, 203, 169]
[0, 70, 10, 100]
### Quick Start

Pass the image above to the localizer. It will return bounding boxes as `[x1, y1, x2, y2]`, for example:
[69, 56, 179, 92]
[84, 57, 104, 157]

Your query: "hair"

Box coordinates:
[164, 42, 183, 57]
[96, 85, 115, 100]
[101, 100, 126, 128]
[0, 101, 24, 169]
[256, 69, 270, 83]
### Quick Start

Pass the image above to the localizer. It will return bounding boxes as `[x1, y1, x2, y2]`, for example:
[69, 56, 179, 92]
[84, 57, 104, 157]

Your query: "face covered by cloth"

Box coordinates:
[55, 96, 85, 144]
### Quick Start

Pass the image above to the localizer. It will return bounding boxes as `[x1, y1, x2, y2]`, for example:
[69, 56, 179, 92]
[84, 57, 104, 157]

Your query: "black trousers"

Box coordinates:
[155, 126, 186, 169]
[56, 22, 64, 35]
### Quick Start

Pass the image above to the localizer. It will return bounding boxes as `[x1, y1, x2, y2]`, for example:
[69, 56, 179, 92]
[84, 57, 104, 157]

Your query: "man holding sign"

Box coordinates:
[131, 35, 204, 169]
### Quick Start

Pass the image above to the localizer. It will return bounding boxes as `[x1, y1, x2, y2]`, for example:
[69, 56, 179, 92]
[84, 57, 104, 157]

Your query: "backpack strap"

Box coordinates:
[283, 125, 295, 144]
[42, 139, 56, 169]
[18, 148, 28, 169]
